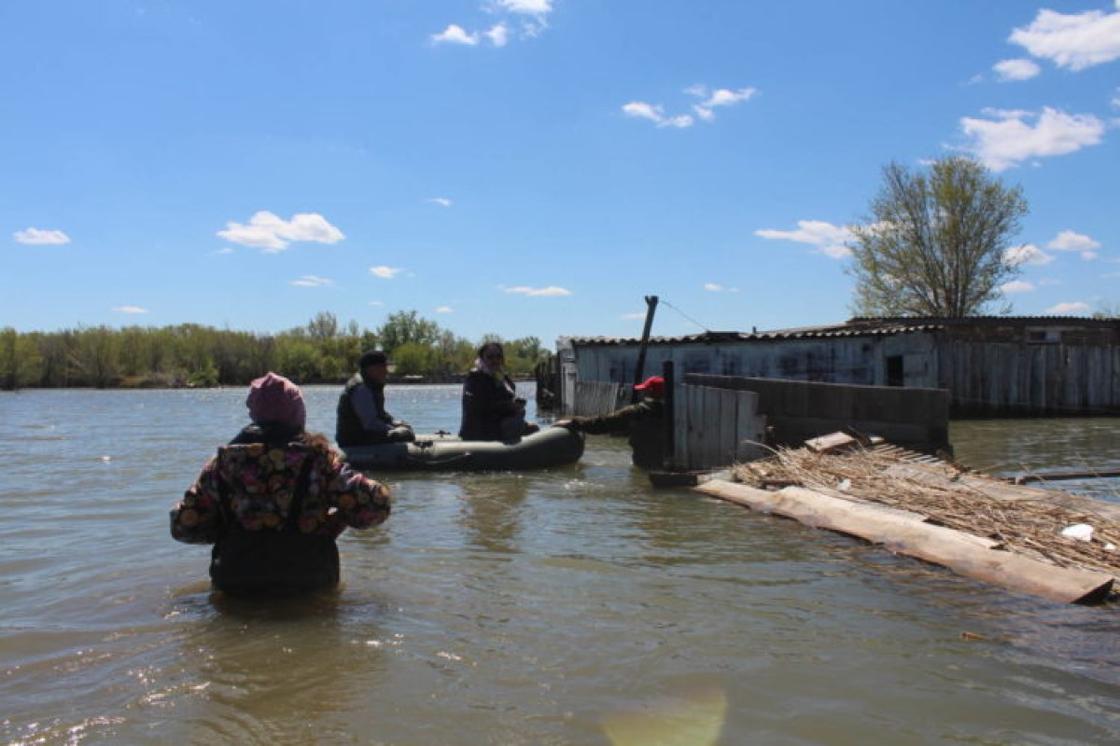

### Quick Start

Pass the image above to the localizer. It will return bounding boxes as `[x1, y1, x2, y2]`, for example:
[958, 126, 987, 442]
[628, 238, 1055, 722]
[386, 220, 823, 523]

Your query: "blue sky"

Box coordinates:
[2, 1, 1118, 343]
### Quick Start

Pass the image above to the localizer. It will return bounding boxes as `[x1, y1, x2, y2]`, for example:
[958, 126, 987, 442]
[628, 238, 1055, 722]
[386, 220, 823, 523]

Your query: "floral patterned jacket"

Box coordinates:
[171, 441, 390, 544]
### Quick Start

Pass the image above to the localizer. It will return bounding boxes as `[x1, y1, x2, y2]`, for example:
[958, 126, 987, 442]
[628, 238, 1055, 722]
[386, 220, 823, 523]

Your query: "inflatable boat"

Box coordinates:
[342, 426, 585, 472]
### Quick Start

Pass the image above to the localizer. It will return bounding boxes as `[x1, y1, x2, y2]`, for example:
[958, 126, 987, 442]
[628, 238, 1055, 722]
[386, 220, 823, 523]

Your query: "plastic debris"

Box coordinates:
[1060, 523, 1094, 542]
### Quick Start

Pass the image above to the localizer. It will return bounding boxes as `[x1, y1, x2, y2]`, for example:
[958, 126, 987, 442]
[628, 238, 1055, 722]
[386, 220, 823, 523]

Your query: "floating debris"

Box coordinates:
[732, 442, 1120, 578]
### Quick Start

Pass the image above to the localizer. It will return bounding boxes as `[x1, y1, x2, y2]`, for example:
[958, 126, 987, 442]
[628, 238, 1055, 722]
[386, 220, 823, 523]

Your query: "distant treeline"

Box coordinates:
[0, 311, 550, 390]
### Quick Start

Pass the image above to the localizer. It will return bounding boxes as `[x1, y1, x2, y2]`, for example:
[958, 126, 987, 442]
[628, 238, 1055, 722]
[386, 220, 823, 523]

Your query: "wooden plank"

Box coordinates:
[673, 383, 688, 470]
[718, 388, 738, 467]
[702, 387, 722, 468]
[686, 385, 704, 470]
[805, 431, 858, 454]
[734, 391, 766, 462]
[1012, 468, 1120, 484]
[695, 480, 1114, 605]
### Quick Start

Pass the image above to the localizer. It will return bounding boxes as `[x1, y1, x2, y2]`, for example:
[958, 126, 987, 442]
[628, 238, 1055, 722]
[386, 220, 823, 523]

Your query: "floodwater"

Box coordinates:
[1, 386, 1119, 745]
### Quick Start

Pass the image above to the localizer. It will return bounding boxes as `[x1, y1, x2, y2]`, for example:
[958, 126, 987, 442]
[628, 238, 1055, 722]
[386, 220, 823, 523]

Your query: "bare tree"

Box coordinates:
[848, 157, 1028, 317]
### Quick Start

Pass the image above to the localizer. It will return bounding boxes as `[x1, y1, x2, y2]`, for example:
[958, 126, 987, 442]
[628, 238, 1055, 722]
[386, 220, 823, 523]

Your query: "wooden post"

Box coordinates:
[631, 295, 659, 402]
[662, 360, 674, 470]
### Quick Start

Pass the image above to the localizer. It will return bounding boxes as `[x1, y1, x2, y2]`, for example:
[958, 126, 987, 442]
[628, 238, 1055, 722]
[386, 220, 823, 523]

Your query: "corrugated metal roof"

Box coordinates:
[849, 315, 1116, 326]
[564, 315, 1117, 347]
[566, 321, 944, 347]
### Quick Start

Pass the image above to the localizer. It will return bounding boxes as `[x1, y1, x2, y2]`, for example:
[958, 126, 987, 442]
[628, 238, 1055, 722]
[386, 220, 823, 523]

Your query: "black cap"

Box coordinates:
[359, 350, 388, 368]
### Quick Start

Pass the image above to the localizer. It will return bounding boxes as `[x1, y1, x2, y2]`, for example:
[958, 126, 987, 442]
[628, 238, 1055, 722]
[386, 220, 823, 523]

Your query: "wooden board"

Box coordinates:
[695, 479, 1114, 605]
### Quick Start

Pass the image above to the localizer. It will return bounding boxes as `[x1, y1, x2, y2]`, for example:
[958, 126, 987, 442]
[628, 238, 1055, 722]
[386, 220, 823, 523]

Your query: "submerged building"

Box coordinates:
[558, 316, 1120, 417]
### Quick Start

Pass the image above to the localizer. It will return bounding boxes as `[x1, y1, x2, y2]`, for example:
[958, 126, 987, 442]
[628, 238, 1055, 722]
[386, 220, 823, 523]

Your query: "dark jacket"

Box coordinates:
[568, 398, 666, 469]
[171, 424, 390, 595]
[459, 369, 521, 441]
[336, 373, 394, 447]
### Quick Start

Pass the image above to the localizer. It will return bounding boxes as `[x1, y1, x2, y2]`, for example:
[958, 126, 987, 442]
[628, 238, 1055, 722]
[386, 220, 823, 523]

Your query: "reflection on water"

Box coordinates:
[602, 682, 727, 746]
[2, 388, 1120, 743]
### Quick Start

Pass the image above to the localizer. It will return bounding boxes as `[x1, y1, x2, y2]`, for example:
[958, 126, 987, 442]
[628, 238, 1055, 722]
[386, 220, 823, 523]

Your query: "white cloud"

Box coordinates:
[436, 1, 550, 49]
[980, 106, 1033, 119]
[494, 0, 553, 37]
[686, 84, 757, 122]
[485, 23, 508, 47]
[217, 211, 344, 252]
[661, 114, 694, 128]
[432, 24, 479, 45]
[621, 312, 647, 320]
[755, 220, 854, 259]
[290, 275, 333, 287]
[1114, 87, 1120, 109]
[1048, 229, 1101, 251]
[14, 227, 70, 245]
[993, 58, 1041, 81]
[435, 305, 454, 314]
[1003, 243, 1054, 266]
[1000, 280, 1036, 294]
[1009, 4, 1120, 71]
[113, 305, 149, 314]
[427, 197, 453, 207]
[621, 101, 694, 129]
[370, 265, 403, 279]
[621, 102, 661, 122]
[495, 0, 552, 13]
[959, 107, 1105, 171]
[1046, 301, 1091, 314]
[1081, 251, 1099, 260]
[702, 87, 757, 107]
[704, 283, 725, 292]
[214, 247, 235, 255]
[368, 300, 385, 306]
[503, 285, 572, 297]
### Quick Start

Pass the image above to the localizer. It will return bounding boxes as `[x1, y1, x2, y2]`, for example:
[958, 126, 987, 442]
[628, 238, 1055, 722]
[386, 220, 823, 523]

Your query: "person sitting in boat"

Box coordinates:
[554, 375, 666, 469]
[336, 350, 415, 447]
[459, 341, 540, 442]
[170, 372, 391, 595]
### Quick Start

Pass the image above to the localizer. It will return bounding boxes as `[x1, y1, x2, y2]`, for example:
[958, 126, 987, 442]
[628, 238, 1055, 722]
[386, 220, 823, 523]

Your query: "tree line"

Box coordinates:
[0, 310, 550, 390]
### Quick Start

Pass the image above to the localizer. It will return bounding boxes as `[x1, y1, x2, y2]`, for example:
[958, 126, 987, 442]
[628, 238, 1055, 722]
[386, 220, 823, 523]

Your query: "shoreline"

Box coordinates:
[0, 376, 537, 392]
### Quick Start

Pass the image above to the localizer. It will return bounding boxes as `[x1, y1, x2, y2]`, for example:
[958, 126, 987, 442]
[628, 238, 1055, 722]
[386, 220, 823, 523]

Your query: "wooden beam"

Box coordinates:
[695, 479, 1114, 605]
[631, 295, 659, 402]
[1012, 469, 1120, 485]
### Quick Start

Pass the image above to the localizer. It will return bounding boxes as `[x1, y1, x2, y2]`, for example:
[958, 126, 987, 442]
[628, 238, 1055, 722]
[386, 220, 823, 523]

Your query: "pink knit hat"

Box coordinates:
[246, 372, 306, 429]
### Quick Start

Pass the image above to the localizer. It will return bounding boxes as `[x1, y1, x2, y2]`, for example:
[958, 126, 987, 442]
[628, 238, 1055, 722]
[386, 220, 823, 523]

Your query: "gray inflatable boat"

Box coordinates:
[342, 426, 584, 472]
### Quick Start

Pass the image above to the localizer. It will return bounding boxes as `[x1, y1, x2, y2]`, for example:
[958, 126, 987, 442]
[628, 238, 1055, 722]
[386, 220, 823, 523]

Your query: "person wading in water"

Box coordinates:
[171, 372, 391, 595]
[555, 375, 667, 469]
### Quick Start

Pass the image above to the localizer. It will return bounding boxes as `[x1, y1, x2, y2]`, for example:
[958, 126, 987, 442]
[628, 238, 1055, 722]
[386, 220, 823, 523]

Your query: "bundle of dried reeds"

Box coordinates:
[732, 446, 1120, 576]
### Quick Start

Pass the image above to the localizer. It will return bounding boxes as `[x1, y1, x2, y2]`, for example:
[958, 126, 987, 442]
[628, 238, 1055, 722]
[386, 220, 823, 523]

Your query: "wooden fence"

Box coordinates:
[572, 380, 631, 417]
[670, 383, 768, 471]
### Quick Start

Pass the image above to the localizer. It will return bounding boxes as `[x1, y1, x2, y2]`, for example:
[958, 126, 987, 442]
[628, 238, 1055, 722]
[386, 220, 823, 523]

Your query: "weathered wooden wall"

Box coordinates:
[686, 374, 951, 454]
[939, 340, 1120, 416]
[572, 334, 939, 391]
[565, 322, 1120, 417]
[671, 384, 767, 470]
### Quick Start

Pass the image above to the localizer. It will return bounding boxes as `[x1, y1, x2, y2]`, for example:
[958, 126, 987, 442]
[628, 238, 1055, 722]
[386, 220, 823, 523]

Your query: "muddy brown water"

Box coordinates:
[2, 387, 1119, 744]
